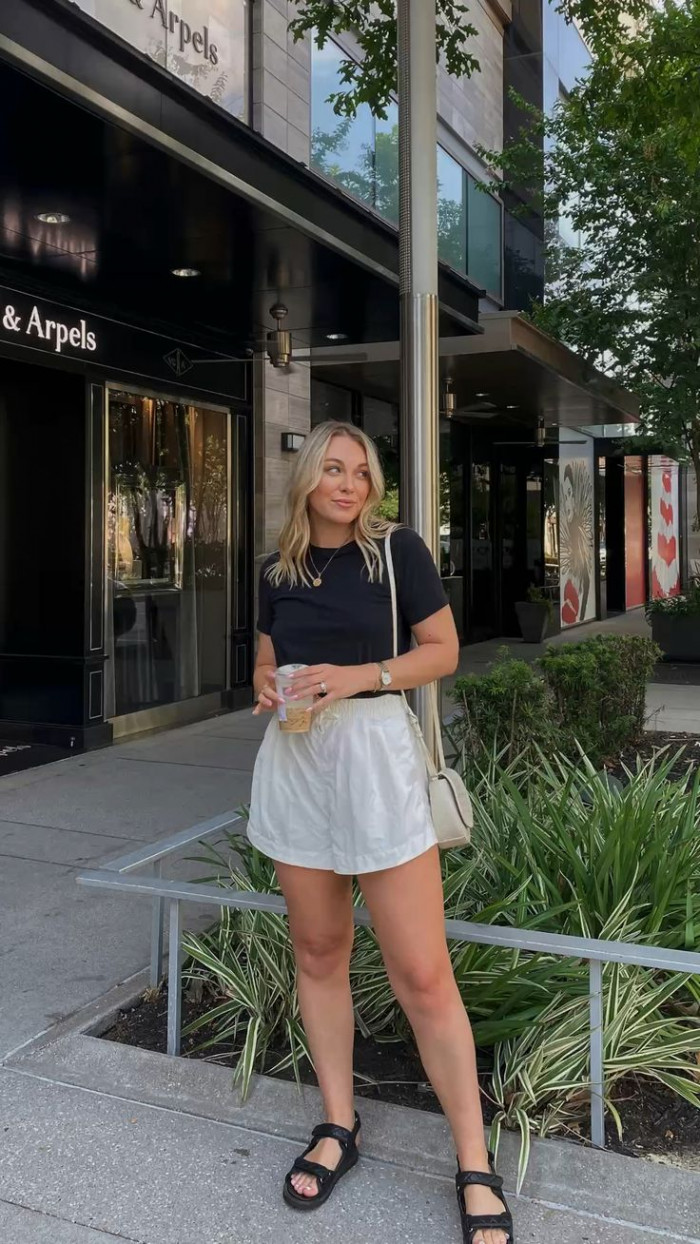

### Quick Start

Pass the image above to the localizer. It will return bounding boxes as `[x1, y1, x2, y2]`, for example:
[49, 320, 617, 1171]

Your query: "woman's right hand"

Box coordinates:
[252, 669, 284, 715]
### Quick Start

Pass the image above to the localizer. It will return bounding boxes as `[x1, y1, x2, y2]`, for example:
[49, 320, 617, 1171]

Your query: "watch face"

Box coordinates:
[381, 669, 392, 686]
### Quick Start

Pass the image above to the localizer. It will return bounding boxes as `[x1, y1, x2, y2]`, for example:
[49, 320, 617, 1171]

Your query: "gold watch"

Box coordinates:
[376, 661, 393, 691]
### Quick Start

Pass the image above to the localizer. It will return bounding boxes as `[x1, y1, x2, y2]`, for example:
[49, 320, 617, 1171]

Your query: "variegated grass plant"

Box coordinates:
[182, 749, 700, 1187]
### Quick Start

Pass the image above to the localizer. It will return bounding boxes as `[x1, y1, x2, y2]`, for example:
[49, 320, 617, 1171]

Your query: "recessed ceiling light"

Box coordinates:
[506, 404, 519, 410]
[326, 333, 348, 342]
[475, 391, 489, 398]
[171, 267, 200, 278]
[36, 212, 70, 224]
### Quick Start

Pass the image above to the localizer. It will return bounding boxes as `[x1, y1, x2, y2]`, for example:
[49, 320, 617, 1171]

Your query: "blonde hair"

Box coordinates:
[267, 421, 395, 588]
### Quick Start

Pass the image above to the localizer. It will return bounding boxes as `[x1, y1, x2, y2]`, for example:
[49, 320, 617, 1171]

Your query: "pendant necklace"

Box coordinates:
[307, 538, 351, 587]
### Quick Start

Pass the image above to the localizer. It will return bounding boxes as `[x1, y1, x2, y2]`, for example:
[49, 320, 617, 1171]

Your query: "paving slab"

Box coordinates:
[0, 822, 138, 866]
[9, 1020, 700, 1241]
[196, 718, 268, 742]
[1, 1068, 697, 1244]
[0, 1201, 133, 1244]
[0, 758, 252, 837]
[0, 863, 151, 1059]
[114, 734, 261, 772]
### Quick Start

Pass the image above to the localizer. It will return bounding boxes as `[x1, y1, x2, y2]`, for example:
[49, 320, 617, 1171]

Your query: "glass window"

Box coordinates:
[311, 40, 503, 297]
[374, 103, 400, 225]
[467, 176, 503, 298]
[107, 392, 229, 716]
[543, 457, 560, 601]
[363, 397, 399, 519]
[71, 0, 249, 121]
[470, 455, 495, 641]
[311, 41, 374, 208]
[437, 147, 467, 274]
[311, 379, 354, 427]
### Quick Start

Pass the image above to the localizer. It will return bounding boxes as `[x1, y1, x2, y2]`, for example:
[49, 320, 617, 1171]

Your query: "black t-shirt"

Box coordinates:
[257, 527, 448, 686]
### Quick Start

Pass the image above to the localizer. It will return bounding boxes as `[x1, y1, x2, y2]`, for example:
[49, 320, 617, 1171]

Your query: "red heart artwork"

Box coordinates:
[660, 499, 673, 525]
[662, 471, 672, 492]
[561, 578, 580, 626]
[657, 533, 677, 566]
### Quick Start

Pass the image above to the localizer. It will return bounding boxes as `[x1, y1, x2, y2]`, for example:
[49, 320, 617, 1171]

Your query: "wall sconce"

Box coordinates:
[281, 432, 306, 453]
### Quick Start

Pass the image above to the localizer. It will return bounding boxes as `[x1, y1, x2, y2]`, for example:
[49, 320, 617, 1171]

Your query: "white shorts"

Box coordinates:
[247, 695, 437, 875]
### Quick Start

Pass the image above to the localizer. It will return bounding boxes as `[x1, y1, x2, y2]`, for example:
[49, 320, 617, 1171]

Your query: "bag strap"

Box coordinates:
[385, 529, 447, 773]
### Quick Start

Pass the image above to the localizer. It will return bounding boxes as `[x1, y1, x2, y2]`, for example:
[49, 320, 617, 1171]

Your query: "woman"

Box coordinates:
[248, 421, 513, 1244]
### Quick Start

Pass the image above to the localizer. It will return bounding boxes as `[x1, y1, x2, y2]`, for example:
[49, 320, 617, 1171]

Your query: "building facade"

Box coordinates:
[0, 0, 681, 753]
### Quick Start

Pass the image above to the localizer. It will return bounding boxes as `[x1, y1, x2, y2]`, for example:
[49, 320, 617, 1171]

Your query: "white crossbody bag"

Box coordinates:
[385, 530, 472, 850]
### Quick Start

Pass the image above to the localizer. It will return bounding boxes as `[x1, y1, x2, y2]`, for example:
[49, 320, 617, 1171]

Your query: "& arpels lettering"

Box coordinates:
[1, 300, 97, 354]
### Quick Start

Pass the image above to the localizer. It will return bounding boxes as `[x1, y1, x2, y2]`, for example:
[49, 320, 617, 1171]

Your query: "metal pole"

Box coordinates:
[397, 0, 440, 754]
[167, 899, 182, 1056]
[588, 958, 605, 1147]
[150, 859, 164, 987]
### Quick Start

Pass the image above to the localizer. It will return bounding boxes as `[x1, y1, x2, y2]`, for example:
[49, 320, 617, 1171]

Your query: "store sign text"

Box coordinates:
[121, 0, 218, 64]
[2, 303, 97, 354]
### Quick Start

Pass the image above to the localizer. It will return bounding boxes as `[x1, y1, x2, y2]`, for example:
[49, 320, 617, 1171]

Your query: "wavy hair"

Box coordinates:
[267, 420, 394, 587]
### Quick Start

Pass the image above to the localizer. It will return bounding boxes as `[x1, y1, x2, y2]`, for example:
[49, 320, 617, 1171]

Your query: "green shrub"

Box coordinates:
[449, 650, 557, 778]
[645, 576, 700, 619]
[450, 633, 661, 775]
[184, 751, 700, 1190]
[539, 634, 660, 766]
[526, 584, 554, 625]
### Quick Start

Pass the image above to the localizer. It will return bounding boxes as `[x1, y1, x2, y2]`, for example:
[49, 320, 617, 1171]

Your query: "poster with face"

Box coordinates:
[559, 443, 596, 627]
[70, 0, 248, 121]
[649, 456, 681, 599]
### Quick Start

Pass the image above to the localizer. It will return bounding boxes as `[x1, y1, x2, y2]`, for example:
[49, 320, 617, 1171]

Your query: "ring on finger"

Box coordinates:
[319, 681, 328, 696]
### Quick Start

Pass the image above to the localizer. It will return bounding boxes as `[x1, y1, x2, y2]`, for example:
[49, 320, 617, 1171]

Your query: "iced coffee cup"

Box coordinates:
[275, 664, 313, 733]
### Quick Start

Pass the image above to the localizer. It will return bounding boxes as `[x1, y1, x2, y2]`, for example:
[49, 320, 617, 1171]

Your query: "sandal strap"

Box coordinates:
[311, 1114, 360, 1148]
[465, 1212, 513, 1236]
[291, 1157, 334, 1185]
[456, 1169, 504, 1193]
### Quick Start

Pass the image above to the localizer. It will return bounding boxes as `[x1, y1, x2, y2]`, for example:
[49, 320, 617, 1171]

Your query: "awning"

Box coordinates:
[311, 311, 640, 432]
[0, 0, 482, 358]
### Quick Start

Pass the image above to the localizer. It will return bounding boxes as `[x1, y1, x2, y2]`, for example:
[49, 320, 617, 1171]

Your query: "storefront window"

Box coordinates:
[363, 397, 399, 520]
[106, 391, 229, 717]
[69, 0, 249, 121]
[543, 457, 560, 601]
[311, 379, 355, 427]
[470, 456, 495, 640]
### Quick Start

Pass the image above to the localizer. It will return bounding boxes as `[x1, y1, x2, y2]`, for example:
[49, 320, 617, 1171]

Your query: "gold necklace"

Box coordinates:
[307, 539, 351, 587]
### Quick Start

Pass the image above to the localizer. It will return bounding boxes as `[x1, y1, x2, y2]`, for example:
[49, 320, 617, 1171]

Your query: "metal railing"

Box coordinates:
[76, 810, 700, 1151]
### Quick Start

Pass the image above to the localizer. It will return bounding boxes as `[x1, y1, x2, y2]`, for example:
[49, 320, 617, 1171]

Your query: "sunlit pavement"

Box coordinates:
[1, 649, 699, 1243]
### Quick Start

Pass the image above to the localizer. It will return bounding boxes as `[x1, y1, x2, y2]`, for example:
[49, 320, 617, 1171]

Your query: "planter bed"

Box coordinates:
[101, 984, 700, 1169]
[652, 614, 700, 663]
[610, 729, 700, 783]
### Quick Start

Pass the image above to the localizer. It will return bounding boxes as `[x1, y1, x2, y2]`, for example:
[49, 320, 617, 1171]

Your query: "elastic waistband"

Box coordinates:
[317, 694, 404, 722]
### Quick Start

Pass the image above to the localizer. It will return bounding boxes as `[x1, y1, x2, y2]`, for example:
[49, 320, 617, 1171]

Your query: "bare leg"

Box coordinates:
[359, 847, 508, 1244]
[274, 861, 357, 1199]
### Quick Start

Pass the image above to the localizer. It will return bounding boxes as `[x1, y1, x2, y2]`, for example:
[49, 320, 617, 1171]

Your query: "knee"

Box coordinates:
[293, 930, 353, 981]
[393, 960, 457, 1018]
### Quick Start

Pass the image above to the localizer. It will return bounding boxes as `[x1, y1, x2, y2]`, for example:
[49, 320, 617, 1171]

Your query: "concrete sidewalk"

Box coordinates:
[1, 671, 699, 1242]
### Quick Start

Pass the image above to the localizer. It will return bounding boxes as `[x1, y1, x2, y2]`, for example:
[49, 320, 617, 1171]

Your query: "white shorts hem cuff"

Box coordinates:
[245, 826, 437, 875]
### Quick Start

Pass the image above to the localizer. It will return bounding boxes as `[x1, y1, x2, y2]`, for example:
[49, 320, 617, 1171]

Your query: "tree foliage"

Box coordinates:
[484, 0, 700, 517]
[289, 1, 650, 118]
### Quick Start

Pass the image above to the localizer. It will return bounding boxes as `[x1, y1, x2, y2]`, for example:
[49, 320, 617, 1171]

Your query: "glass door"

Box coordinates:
[105, 389, 231, 720]
[469, 443, 496, 641]
[497, 451, 546, 637]
[497, 459, 520, 636]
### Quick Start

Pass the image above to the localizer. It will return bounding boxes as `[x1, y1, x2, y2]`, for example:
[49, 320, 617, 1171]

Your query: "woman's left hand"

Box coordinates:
[288, 663, 374, 712]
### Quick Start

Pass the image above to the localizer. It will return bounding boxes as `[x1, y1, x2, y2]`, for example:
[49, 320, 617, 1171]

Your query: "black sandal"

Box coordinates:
[456, 1152, 514, 1243]
[283, 1112, 361, 1211]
